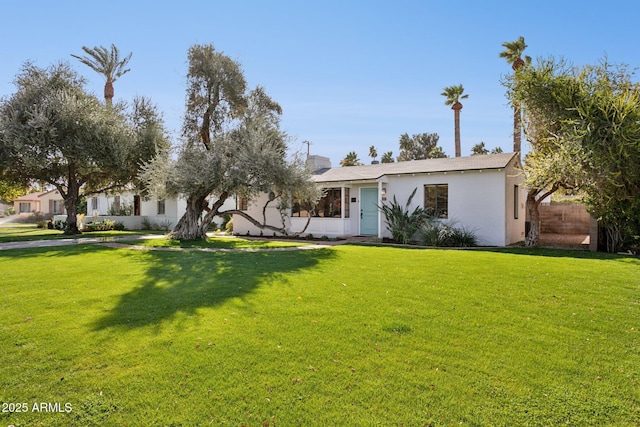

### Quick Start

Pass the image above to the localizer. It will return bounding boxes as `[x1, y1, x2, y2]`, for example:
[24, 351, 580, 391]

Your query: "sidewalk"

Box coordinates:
[0, 234, 166, 251]
[0, 234, 343, 252]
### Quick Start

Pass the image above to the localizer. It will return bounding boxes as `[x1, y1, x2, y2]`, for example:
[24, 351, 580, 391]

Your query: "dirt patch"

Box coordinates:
[537, 233, 590, 250]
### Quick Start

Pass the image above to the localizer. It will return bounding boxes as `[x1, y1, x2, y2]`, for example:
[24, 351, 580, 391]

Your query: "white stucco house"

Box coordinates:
[233, 153, 526, 247]
[74, 192, 236, 230]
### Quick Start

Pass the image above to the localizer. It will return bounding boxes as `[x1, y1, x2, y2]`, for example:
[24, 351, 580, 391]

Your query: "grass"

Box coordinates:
[0, 242, 639, 426]
[0, 223, 163, 243]
[118, 235, 307, 250]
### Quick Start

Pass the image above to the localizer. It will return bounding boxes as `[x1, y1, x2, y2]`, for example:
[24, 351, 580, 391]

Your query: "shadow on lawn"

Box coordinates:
[0, 243, 108, 258]
[92, 247, 336, 330]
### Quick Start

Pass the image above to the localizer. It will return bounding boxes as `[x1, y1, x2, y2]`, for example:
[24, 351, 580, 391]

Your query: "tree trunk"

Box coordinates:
[524, 190, 540, 247]
[513, 105, 522, 153]
[170, 194, 208, 240]
[604, 224, 622, 253]
[452, 102, 462, 157]
[63, 179, 81, 235]
[104, 80, 114, 107]
[198, 192, 229, 237]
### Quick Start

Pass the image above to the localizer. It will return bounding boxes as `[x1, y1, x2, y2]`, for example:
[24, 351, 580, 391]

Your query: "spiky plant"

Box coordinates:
[378, 187, 427, 244]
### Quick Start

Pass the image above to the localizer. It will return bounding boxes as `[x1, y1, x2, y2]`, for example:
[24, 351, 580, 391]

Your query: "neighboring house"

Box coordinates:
[13, 190, 65, 217]
[233, 153, 526, 247]
[74, 192, 235, 230]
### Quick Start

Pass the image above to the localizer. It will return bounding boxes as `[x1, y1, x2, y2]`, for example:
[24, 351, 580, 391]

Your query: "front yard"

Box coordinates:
[0, 235, 638, 425]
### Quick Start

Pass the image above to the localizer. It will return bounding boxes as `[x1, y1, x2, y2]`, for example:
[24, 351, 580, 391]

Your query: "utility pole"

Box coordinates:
[303, 140, 312, 157]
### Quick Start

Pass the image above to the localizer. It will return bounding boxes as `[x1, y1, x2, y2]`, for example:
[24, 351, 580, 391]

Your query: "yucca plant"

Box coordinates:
[378, 188, 427, 244]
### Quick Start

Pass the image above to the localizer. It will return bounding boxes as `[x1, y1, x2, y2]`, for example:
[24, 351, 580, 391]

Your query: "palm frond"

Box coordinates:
[441, 84, 467, 105]
[500, 36, 528, 65]
[71, 44, 132, 82]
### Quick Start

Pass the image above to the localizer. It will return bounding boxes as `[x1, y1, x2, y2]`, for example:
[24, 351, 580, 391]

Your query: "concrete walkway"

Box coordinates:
[0, 234, 166, 251]
[96, 241, 332, 253]
[0, 234, 345, 252]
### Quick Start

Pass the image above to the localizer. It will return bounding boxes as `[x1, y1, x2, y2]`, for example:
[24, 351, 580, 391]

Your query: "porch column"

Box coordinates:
[341, 186, 346, 236]
[377, 181, 384, 238]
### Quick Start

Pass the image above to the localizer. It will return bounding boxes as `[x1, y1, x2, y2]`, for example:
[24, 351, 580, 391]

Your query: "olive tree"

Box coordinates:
[0, 62, 169, 234]
[504, 58, 585, 246]
[141, 44, 320, 240]
[505, 57, 640, 250]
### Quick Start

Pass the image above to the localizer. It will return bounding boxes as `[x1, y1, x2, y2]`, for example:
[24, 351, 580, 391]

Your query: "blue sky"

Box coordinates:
[1, 1, 638, 166]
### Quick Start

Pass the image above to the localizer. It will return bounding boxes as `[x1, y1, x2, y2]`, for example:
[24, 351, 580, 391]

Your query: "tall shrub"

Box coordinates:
[378, 188, 427, 244]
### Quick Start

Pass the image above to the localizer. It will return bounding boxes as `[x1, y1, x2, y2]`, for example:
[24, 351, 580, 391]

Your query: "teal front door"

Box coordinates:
[360, 188, 378, 236]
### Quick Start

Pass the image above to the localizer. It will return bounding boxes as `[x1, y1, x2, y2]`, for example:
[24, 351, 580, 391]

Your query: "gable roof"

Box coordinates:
[13, 189, 60, 202]
[312, 152, 519, 183]
[13, 191, 47, 202]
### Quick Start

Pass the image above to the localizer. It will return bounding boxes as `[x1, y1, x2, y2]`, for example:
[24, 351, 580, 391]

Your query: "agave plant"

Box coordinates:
[378, 188, 427, 244]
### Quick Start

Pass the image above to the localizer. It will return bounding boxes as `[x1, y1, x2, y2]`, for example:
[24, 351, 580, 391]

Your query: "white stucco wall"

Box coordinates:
[83, 193, 235, 231]
[89, 193, 137, 216]
[232, 161, 526, 246]
[504, 158, 526, 245]
[378, 170, 506, 246]
[233, 193, 290, 236]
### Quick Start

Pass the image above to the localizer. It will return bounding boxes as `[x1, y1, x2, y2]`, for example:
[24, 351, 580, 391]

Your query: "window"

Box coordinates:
[114, 196, 121, 212]
[291, 199, 312, 217]
[91, 197, 98, 211]
[53, 200, 64, 214]
[318, 188, 341, 217]
[19, 202, 31, 213]
[237, 196, 248, 211]
[424, 184, 448, 218]
[157, 199, 166, 215]
[514, 185, 519, 219]
[292, 187, 344, 218]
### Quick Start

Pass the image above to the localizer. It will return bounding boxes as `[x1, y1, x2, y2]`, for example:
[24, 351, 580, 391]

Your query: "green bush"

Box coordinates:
[141, 217, 152, 230]
[107, 201, 133, 216]
[84, 219, 116, 232]
[48, 219, 66, 230]
[378, 188, 427, 244]
[418, 219, 478, 247]
[221, 214, 232, 232]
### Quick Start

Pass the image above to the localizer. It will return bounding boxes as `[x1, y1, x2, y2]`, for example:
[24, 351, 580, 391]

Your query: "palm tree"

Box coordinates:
[71, 44, 132, 106]
[471, 142, 489, 156]
[499, 36, 531, 153]
[441, 84, 468, 157]
[369, 145, 378, 164]
[381, 151, 395, 163]
[340, 151, 361, 167]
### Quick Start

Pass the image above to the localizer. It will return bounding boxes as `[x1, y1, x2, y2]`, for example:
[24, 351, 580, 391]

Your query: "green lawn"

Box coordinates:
[0, 243, 638, 426]
[0, 223, 164, 243]
[118, 235, 308, 250]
